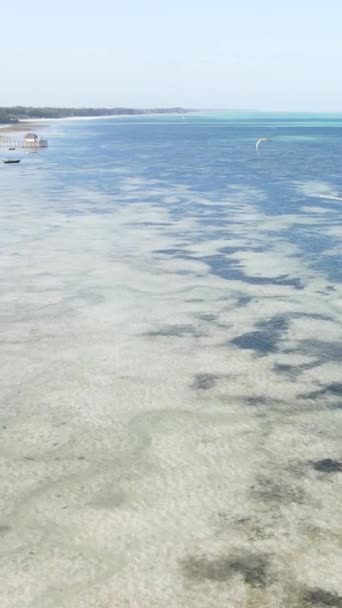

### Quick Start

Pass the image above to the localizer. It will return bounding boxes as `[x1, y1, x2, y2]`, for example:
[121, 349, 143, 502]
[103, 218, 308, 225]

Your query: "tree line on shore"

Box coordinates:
[0, 106, 192, 123]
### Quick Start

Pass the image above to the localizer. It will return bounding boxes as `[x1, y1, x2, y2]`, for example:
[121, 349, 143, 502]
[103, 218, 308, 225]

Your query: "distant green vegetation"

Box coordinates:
[0, 106, 192, 123]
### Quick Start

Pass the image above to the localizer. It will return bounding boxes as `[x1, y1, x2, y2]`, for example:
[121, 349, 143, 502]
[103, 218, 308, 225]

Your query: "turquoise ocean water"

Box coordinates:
[0, 113, 341, 607]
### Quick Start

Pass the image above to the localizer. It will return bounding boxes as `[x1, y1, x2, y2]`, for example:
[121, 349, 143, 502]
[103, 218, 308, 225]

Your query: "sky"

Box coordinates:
[2, 0, 342, 111]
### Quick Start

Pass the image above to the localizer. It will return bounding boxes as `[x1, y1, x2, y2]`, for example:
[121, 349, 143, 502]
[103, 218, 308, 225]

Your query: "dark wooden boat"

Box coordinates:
[3, 159, 20, 164]
[8, 147, 16, 151]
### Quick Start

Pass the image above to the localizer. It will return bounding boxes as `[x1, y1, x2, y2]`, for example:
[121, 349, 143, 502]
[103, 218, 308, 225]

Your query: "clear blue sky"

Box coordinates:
[2, 0, 342, 110]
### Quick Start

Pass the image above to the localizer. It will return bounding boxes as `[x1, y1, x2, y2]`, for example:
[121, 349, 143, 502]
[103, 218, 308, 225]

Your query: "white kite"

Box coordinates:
[256, 138, 269, 152]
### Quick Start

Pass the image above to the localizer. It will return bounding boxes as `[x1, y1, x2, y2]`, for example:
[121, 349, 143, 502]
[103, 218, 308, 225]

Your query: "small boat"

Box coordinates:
[8, 147, 16, 151]
[3, 159, 20, 164]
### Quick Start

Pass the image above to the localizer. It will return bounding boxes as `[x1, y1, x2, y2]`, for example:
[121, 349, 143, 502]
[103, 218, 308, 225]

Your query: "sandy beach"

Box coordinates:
[0, 121, 48, 138]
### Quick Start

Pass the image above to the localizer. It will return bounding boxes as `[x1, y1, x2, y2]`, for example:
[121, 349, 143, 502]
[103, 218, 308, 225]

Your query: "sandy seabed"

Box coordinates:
[0, 158, 341, 607]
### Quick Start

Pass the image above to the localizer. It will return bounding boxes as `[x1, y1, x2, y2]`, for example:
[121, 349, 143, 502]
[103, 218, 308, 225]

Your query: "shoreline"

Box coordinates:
[0, 121, 48, 141]
[18, 111, 199, 122]
[0, 111, 198, 136]
[0, 110, 198, 141]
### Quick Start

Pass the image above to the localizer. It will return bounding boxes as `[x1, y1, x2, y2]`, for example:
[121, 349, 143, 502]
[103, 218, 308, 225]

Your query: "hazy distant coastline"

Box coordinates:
[0, 106, 195, 124]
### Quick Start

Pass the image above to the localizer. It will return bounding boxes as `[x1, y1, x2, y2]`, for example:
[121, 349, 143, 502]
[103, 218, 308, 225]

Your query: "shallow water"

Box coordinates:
[0, 113, 341, 607]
